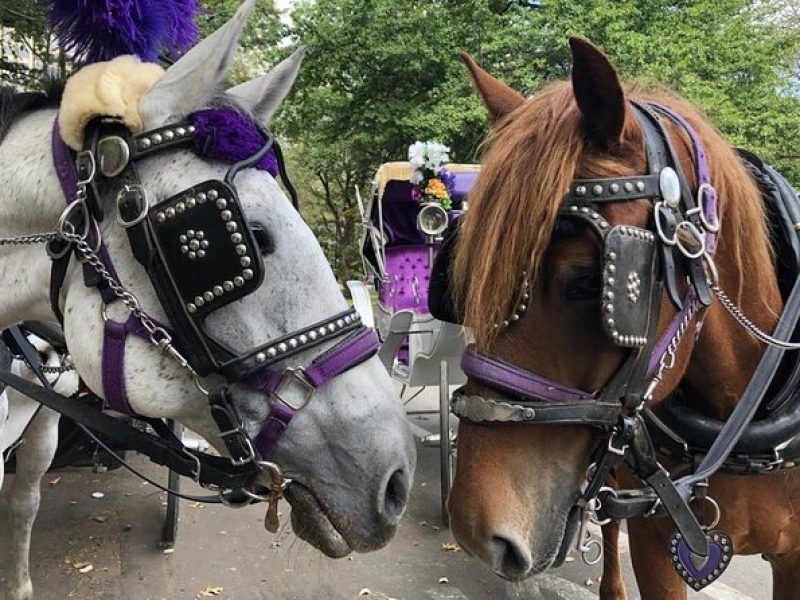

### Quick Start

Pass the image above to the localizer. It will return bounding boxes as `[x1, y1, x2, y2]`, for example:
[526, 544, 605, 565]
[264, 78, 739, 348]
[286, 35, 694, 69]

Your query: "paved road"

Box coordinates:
[0, 386, 773, 600]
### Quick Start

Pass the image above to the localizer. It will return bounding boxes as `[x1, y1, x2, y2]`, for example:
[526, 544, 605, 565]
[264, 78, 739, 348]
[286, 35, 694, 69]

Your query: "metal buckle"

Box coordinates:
[228, 435, 256, 467]
[674, 220, 706, 259]
[116, 184, 150, 228]
[75, 150, 96, 185]
[273, 367, 315, 410]
[181, 448, 202, 484]
[607, 433, 629, 456]
[654, 201, 678, 246]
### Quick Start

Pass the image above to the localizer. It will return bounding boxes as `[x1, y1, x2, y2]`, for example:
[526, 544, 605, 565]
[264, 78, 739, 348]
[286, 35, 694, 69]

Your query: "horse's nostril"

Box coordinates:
[381, 468, 409, 525]
[490, 535, 532, 580]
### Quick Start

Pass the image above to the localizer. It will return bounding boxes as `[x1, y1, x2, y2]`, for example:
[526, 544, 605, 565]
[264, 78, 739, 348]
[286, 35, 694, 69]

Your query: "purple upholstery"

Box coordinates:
[378, 246, 436, 313]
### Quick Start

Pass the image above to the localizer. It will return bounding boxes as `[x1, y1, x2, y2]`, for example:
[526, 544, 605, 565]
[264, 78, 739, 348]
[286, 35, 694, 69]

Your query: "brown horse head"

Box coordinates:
[448, 38, 780, 580]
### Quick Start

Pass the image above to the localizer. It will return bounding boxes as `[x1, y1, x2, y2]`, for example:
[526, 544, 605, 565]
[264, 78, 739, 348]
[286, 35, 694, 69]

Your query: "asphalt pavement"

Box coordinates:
[0, 385, 773, 600]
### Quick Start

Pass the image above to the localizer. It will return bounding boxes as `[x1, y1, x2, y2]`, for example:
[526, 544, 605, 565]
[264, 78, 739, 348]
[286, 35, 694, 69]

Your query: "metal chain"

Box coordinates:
[58, 228, 198, 377]
[0, 232, 60, 246]
[643, 299, 699, 401]
[712, 284, 800, 350]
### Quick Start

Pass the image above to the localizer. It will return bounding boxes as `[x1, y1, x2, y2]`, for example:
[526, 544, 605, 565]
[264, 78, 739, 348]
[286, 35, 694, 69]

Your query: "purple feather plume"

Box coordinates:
[190, 109, 279, 177]
[47, 0, 200, 63]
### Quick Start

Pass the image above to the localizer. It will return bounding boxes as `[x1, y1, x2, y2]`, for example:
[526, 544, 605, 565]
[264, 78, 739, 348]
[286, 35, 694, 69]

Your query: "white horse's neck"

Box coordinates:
[0, 109, 64, 328]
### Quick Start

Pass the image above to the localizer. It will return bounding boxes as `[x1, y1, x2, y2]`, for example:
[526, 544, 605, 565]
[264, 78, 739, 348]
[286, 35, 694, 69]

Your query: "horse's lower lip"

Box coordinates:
[285, 482, 352, 558]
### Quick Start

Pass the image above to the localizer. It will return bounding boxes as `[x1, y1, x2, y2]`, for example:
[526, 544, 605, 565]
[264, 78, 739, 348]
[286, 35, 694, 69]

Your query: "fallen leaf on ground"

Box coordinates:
[92, 516, 107, 523]
[358, 589, 371, 596]
[199, 586, 223, 597]
[163, 548, 175, 554]
[49, 477, 61, 486]
[79, 564, 94, 574]
[91, 491, 104, 499]
[191, 502, 205, 509]
[438, 577, 449, 584]
[441, 543, 460, 552]
[585, 578, 594, 586]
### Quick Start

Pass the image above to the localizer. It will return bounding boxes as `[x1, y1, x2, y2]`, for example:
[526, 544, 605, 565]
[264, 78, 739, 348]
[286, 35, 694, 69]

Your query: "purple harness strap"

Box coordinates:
[247, 328, 380, 457]
[461, 346, 594, 403]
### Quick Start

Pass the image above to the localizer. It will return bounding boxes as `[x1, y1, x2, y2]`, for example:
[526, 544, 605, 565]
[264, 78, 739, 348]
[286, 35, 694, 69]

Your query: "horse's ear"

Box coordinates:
[460, 52, 525, 122]
[139, 0, 256, 127]
[228, 47, 306, 124]
[569, 36, 626, 148]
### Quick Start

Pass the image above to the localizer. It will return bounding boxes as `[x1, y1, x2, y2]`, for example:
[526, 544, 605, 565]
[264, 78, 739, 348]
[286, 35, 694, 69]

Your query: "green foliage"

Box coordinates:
[0, 1, 64, 89]
[278, 0, 799, 281]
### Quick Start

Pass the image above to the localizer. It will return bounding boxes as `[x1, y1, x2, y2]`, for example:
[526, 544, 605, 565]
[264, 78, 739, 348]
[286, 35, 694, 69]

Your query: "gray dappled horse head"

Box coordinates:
[0, 3, 415, 598]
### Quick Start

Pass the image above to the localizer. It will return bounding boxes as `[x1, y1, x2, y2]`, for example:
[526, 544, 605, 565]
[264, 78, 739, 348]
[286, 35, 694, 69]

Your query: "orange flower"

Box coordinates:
[424, 178, 447, 199]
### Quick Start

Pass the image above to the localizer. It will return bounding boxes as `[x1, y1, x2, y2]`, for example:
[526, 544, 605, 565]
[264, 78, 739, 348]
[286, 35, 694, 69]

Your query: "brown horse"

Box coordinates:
[445, 38, 800, 599]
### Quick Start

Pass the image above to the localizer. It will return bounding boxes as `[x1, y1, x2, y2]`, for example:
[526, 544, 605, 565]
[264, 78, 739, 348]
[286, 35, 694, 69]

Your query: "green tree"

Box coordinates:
[279, 0, 799, 282]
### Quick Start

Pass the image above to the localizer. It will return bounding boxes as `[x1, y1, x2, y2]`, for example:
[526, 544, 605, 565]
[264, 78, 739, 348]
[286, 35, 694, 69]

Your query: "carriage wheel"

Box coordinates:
[439, 361, 453, 527]
[161, 420, 183, 547]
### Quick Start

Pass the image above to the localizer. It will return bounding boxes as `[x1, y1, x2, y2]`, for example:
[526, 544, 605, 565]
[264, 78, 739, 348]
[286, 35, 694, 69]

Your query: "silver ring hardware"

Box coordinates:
[57, 199, 91, 240]
[674, 220, 707, 259]
[654, 201, 678, 246]
[273, 367, 316, 410]
[75, 150, 96, 186]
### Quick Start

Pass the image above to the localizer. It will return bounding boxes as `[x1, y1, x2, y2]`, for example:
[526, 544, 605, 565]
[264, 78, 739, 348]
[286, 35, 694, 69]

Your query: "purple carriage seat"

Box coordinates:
[378, 245, 437, 313]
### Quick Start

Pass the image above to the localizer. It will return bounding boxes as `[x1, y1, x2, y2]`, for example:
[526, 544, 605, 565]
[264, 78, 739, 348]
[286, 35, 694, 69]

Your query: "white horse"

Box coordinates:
[1, 336, 78, 600]
[0, 2, 415, 599]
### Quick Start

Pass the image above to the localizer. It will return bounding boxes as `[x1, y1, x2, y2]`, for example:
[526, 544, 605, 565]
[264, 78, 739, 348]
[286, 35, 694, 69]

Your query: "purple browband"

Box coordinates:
[461, 346, 595, 403]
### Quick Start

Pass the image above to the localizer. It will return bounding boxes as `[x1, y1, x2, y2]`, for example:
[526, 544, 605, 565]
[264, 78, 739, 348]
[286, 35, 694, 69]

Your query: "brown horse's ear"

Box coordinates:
[569, 37, 626, 148]
[460, 52, 525, 121]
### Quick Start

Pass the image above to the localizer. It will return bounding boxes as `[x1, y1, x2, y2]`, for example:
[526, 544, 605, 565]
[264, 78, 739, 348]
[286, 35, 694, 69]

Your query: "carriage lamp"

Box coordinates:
[418, 202, 449, 238]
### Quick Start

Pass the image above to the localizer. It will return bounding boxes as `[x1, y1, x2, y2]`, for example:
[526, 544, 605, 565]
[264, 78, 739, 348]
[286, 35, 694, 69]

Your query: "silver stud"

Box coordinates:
[299, 334, 308, 344]
[607, 251, 617, 260]
[278, 342, 288, 353]
[231, 233, 242, 243]
[599, 220, 609, 229]
[164, 130, 175, 141]
[207, 189, 218, 201]
[570, 205, 579, 212]
[216, 198, 227, 209]
[197, 249, 206, 258]
[213, 285, 223, 296]
[176, 202, 186, 213]
[197, 192, 207, 203]
[195, 295, 205, 307]
[605, 291, 614, 300]
[187, 303, 197, 313]
[624, 181, 634, 192]
[607, 277, 615, 285]
[200, 240, 209, 249]
[336, 318, 345, 328]
[518, 304, 527, 311]
[610, 183, 619, 193]
[240, 256, 251, 267]
[344, 315, 353, 324]
[188, 251, 196, 259]
[256, 352, 266, 363]
[151, 133, 162, 145]
[267, 348, 278, 358]
[203, 291, 214, 302]
[289, 338, 298, 349]
[580, 206, 589, 214]
[234, 276, 244, 287]
[223, 280, 234, 291]
[176, 127, 186, 137]
[503, 320, 509, 327]
[156, 212, 166, 223]
[511, 314, 520, 321]
[189, 240, 200, 250]
[592, 184, 603, 196]
[187, 125, 196, 134]
[139, 138, 151, 150]
[195, 230, 204, 239]
[221, 210, 232, 221]
[187, 198, 196, 208]
[608, 264, 616, 273]
[226, 222, 238, 233]
[180, 245, 189, 254]
[318, 327, 327, 336]
[235, 244, 247, 256]
[309, 331, 318, 341]
[605, 304, 614, 314]
[576, 185, 586, 196]
[328, 323, 336, 333]
[166, 207, 176, 218]
[242, 269, 254, 280]
[607, 318, 615, 327]
[636, 181, 645, 192]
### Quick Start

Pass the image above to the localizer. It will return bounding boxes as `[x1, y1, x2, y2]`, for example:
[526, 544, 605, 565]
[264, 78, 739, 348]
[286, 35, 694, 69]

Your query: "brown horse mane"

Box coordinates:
[452, 80, 773, 350]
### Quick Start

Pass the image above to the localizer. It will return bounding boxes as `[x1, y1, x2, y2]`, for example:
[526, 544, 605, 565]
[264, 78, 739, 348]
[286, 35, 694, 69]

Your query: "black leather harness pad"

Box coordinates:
[602, 225, 657, 347]
[147, 180, 264, 319]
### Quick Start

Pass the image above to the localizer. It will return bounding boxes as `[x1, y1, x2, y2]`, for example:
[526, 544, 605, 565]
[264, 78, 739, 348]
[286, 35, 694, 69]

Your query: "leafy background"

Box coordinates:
[2, 0, 798, 282]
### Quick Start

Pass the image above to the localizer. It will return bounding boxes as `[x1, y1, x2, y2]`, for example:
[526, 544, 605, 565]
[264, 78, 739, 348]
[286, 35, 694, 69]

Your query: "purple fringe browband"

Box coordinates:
[189, 109, 279, 177]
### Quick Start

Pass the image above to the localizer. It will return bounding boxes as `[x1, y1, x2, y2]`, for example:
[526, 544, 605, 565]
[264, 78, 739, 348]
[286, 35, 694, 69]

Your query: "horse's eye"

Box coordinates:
[250, 222, 275, 255]
[565, 270, 602, 301]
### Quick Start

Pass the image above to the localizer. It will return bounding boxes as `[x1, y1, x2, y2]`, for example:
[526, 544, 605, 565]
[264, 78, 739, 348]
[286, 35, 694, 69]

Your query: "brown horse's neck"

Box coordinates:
[681, 237, 782, 421]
